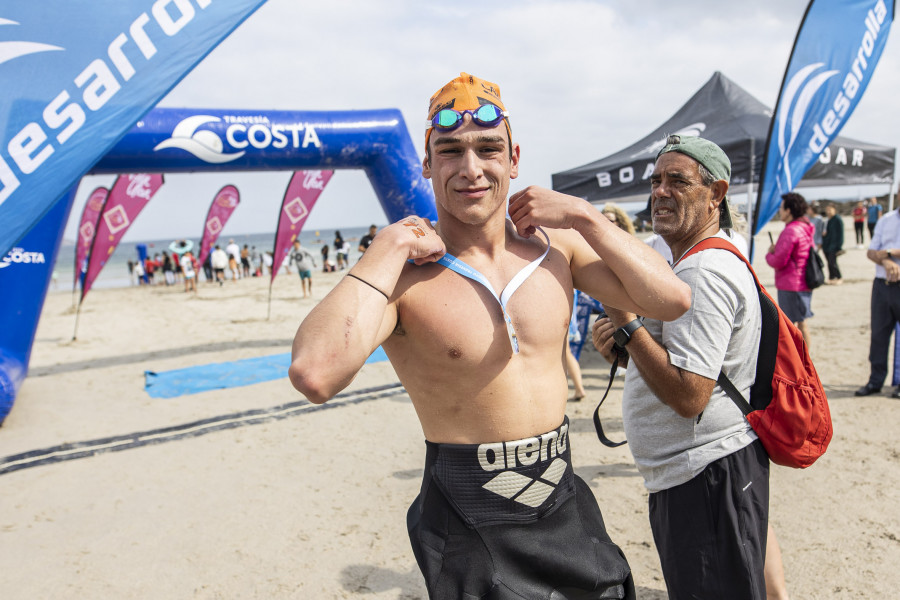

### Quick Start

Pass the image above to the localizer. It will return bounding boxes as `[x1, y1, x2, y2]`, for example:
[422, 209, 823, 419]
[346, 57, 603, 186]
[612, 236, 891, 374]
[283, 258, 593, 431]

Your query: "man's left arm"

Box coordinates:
[508, 186, 690, 321]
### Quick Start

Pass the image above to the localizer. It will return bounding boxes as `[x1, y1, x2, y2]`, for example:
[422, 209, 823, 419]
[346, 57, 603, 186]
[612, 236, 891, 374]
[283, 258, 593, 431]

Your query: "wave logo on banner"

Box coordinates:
[774, 63, 839, 191]
[755, 0, 894, 234]
[0, 0, 268, 258]
[0, 17, 64, 64]
[152, 112, 323, 166]
[153, 115, 246, 164]
[198, 184, 240, 266]
[74, 186, 109, 289]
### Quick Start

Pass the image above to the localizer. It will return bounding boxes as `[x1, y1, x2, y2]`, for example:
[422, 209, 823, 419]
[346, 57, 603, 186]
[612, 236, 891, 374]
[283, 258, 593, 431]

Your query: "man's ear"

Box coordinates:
[709, 180, 728, 210]
[422, 151, 431, 179]
[509, 142, 521, 179]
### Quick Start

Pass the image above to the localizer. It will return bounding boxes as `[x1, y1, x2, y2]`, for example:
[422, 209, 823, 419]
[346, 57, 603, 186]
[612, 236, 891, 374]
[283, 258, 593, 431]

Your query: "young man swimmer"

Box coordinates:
[290, 72, 691, 598]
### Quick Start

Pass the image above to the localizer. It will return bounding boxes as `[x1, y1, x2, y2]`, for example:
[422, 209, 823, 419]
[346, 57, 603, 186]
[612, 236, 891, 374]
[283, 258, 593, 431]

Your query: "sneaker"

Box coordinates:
[892, 387, 900, 399]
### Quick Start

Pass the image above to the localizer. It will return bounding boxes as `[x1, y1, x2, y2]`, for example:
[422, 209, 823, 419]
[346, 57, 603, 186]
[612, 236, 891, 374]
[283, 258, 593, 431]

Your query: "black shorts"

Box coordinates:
[649, 440, 769, 600]
[407, 418, 635, 599]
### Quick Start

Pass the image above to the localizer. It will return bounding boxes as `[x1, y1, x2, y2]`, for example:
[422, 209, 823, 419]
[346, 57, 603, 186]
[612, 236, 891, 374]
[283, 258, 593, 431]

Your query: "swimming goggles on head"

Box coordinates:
[427, 104, 509, 131]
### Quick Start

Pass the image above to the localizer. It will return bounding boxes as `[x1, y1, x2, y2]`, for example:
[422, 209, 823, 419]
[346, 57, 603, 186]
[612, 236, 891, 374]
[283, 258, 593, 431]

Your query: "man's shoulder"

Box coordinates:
[675, 238, 747, 271]
[675, 244, 755, 295]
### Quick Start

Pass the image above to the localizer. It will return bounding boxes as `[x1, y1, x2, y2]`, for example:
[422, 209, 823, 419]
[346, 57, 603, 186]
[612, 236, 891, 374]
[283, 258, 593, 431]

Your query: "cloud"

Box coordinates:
[69, 0, 898, 240]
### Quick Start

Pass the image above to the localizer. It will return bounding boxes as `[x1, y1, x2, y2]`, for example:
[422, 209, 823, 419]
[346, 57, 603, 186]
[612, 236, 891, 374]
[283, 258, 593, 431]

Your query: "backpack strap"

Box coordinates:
[717, 372, 753, 417]
[676, 236, 760, 416]
[675, 236, 755, 276]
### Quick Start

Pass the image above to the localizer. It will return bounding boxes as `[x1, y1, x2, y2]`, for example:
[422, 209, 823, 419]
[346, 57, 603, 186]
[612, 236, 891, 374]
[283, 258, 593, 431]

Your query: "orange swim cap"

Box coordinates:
[425, 72, 511, 151]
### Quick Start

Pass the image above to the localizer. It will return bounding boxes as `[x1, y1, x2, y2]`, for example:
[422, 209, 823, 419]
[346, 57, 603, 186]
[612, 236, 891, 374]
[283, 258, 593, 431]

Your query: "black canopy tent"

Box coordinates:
[552, 72, 895, 212]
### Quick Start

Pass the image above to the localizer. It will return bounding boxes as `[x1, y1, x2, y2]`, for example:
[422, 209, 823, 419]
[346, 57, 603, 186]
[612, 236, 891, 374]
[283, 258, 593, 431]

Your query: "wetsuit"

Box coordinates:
[407, 418, 635, 599]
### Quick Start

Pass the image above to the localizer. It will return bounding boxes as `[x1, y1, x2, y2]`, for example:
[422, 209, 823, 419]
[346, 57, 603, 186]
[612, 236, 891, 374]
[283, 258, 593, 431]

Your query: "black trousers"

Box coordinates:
[868, 221, 878, 239]
[649, 441, 769, 600]
[867, 278, 900, 387]
[854, 221, 865, 244]
[824, 251, 841, 280]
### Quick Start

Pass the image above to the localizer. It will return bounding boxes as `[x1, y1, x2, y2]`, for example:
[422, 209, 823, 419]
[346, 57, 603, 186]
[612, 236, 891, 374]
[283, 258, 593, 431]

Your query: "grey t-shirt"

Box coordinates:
[290, 247, 315, 272]
[622, 234, 761, 492]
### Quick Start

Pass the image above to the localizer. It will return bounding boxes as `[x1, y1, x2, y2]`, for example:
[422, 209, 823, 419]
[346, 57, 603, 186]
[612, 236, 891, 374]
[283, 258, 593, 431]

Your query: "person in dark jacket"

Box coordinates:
[821, 203, 844, 284]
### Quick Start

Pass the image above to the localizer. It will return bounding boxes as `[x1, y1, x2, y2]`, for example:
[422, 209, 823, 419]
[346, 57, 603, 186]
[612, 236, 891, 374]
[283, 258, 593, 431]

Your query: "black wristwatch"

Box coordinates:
[613, 318, 644, 348]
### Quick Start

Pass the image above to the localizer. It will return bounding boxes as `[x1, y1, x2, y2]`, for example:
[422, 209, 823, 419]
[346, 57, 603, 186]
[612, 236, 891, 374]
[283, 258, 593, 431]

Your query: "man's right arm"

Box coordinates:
[594, 309, 715, 419]
[865, 220, 900, 280]
[288, 217, 444, 403]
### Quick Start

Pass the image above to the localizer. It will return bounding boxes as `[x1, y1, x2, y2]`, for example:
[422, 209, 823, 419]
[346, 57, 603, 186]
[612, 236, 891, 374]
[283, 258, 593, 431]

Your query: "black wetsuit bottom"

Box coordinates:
[407, 419, 635, 599]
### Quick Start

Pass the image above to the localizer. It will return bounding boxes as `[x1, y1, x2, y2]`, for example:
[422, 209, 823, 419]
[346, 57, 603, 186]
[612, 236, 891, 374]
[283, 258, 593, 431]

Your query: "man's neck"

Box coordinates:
[666, 223, 721, 263]
[436, 211, 513, 262]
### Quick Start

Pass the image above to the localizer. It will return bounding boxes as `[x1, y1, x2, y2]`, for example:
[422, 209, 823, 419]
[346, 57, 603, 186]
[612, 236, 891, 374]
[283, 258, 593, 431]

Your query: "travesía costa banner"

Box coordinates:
[755, 0, 895, 233]
[0, 0, 268, 257]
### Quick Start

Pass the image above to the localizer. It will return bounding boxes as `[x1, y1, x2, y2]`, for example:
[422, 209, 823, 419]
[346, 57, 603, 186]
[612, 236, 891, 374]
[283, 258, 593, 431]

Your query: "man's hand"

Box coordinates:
[591, 317, 620, 364]
[387, 216, 446, 265]
[507, 186, 590, 237]
[884, 257, 900, 282]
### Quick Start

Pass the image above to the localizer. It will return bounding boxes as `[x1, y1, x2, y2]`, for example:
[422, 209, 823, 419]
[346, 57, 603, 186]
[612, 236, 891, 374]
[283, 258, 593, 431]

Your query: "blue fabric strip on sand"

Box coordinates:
[144, 347, 389, 399]
[431, 226, 551, 353]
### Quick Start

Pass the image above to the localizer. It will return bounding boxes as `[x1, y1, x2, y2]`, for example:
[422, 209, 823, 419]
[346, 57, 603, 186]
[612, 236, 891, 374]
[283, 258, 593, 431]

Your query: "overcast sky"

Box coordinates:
[65, 0, 900, 241]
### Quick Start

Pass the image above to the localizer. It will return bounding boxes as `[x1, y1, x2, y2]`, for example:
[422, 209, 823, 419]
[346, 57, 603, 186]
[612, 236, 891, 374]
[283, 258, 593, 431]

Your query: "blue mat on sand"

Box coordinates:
[144, 347, 389, 399]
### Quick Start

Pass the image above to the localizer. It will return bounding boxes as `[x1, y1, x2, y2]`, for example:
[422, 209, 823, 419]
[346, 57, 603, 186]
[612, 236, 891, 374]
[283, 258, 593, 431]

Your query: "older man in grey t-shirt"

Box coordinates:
[623, 229, 759, 492]
[593, 135, 767, 600]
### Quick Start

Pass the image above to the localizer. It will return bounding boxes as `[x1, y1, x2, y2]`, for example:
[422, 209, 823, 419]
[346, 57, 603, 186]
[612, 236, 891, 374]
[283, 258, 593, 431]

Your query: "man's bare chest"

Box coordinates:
[391, 263, 572, 363]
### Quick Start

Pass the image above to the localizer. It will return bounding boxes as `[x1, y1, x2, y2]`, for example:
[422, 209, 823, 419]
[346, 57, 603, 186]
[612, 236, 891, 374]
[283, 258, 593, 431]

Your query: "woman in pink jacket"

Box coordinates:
[766, 192, 816, 344]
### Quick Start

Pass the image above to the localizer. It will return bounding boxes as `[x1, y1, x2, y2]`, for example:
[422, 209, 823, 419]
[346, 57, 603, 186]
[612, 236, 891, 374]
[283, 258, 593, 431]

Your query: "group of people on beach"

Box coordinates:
[288, 72, 850, 599]
[131, 231, 384, 298]
[130, 237, 284, 290]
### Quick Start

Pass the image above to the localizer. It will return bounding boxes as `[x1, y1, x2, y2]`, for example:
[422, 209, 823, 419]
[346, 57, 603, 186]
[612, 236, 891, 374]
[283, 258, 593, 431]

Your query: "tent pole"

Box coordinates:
[891, 149, 897, 213]
[747, 137, 756, 259]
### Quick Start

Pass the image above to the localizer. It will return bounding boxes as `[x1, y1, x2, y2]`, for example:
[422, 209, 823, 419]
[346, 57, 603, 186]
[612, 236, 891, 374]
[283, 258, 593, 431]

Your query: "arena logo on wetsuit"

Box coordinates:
[755, 0, 894, 233]
[477, 423, 569, 472]
[0, 0, 268, 257]
[477, 424, 569, 507]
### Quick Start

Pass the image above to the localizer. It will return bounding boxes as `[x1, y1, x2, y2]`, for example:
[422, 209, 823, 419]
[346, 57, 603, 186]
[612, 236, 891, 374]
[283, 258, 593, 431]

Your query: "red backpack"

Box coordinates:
[678, 237, 832, 468]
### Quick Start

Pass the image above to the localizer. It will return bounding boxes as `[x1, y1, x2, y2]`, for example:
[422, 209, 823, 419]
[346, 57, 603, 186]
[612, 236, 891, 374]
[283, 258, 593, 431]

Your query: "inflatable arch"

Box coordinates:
[0, 107, 436, 423]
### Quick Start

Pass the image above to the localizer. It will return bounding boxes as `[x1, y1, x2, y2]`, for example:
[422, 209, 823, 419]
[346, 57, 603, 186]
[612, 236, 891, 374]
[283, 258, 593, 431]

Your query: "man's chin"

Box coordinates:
[651, 221, 673, 236]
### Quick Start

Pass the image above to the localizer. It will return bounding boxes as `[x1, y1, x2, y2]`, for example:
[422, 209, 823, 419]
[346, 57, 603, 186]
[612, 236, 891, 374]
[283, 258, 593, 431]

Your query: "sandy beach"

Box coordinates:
[2, 217, 899, 599]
